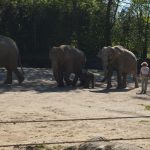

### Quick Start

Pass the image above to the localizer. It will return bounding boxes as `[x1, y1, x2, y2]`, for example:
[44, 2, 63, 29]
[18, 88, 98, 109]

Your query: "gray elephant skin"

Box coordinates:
[97, 45, 139, 89]
[0, 35, 24, 84]
[80, 71, 95, 88]
[49, 45, 86, 87]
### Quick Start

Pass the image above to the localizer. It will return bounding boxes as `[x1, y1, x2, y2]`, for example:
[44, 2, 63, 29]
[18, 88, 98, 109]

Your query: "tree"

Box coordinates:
[104, 0, 120, 46]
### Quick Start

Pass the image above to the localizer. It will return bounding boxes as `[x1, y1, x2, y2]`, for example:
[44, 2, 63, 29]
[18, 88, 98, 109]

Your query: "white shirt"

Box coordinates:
[140, 66, 149, 75]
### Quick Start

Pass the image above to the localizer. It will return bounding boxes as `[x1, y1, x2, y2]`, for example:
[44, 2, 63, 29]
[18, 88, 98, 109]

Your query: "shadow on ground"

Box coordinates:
[132, 94, 150, 101]
[0, 68, 140, 94]
[0, 68, 79, 93]
[90, 87, 134, 94]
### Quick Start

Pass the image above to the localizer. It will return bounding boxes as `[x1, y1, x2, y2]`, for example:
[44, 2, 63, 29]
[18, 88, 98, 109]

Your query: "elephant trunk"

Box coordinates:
[101, 61, 108, 82]
[18, 54, 24, 75]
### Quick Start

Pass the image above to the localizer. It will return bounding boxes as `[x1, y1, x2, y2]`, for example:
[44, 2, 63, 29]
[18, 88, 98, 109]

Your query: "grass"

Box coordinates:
[147, 52, 150, 58]
[144, 105, 150, 111]
[139, 120, 150, 123]
[139, 104, 150, 111]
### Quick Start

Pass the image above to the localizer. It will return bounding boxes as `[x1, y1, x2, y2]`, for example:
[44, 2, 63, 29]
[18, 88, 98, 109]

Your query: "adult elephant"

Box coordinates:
[97, 45, 139, 89]
[0, 35, 24, 84]
[49, 45, 86, 87]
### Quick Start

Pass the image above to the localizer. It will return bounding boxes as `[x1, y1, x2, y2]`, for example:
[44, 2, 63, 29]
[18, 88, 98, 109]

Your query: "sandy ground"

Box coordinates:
[0, 68, 150, 150]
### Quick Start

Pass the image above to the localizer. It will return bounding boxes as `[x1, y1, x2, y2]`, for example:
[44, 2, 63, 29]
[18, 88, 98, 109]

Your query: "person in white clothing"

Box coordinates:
[140, 62, 149, 94]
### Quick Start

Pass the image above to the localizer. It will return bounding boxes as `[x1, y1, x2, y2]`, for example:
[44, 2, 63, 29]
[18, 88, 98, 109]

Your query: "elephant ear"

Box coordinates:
[114, 45, 123, 52]
[111, 46, 122, 58]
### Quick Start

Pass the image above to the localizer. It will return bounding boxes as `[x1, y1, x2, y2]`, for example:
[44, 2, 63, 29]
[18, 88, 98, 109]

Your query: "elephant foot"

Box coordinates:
[4, 80, 12, 84]
[122, 84, 127, 89]
[57, 84, 64, 87]
[57, 82, 64, 87]
[83, 85, 90, 89]
[117, 86, 123, 89]
[117, 83, 123, 89]
[101, 77, 106, 82]
[78, 80, 84, 87]
[65, 80, 72, 86]
[18, 76, 24, 84]
[72, 80, 78, 87]
[135, 84, 139, 88]
[72, 83, 77, 87]
[83, 87, 89, 89]
[107, 84, 112, 89]
[91, 85, 94, 88]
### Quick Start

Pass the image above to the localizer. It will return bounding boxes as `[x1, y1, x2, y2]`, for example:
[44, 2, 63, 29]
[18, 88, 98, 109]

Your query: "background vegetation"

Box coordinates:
[0, 0, 150, 67]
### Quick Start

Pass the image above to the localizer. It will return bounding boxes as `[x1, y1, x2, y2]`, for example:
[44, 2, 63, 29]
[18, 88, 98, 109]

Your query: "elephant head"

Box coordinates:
[50, 46, 62, 61]
[80, 70, 95, 88]
[97, 46, 122, 82]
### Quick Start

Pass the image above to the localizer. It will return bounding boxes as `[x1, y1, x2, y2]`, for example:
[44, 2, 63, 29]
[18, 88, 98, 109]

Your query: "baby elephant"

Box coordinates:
[80, 71, 95, 88]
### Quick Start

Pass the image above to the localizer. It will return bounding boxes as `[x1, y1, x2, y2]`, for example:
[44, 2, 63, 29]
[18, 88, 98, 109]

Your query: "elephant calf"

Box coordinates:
[0, 35, 24, 84]
[80, 71, 95, 88]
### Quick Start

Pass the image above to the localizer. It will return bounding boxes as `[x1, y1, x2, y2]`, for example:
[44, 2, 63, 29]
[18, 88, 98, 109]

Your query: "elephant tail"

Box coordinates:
[18, 54, 24, 75]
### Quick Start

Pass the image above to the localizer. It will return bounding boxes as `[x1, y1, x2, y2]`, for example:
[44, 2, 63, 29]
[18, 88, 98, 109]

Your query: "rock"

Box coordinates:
[64, 137, 143, 150]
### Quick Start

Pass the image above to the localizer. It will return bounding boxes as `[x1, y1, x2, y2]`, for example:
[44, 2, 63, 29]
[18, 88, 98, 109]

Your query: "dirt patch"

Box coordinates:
[0, 68, 150, 150]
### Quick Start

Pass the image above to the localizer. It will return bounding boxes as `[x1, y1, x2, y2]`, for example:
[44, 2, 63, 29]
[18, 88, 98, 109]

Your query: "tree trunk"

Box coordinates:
[104, 0, 113, 46]
[142, 5, 150, 58]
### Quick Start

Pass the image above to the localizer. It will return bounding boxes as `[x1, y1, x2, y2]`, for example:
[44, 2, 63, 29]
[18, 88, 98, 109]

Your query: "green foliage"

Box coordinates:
[0, 0, 150, 65]
[145, 105, 150, 111]
[113, 0, 150, 58]
[139, 104, 150, 111]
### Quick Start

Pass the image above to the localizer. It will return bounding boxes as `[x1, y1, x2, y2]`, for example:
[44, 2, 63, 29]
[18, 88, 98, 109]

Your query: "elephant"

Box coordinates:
[0, 35, 24, 84]
[80, 70, 95, 88]
[49, 45, 86, 87]
[97, 45, 139, 89]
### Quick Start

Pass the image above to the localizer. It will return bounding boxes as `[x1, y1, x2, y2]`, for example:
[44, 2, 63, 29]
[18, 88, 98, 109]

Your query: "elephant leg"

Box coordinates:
[79, 76, 85, 86]
[58, 71, 64, 87]
[53, 70, 64, 87]
[101, 67, 108, 82]
[14, 69, 24, 84]
[79, 80, 84, 86]
[72, 74, 79, 87]
[107, 69, 113, 89]
[4, 69, 12, 84]
[101, 76, 106, 82]
[83, 79, 90, 88]
[116, 70, 122, 89]
[133, 74, 139, 88]
[85, 77, 94, 89]
[64, 73, 72, 86]
[53, 71, 59, 86]
[122, 73, 127, 88]
[91, 79, 95, 88]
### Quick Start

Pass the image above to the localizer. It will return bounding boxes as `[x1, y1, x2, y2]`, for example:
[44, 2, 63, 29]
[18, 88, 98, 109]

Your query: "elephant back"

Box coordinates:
[113, 45, 138, 73]
[49, 45, 86, 73]
[0, 35, 19, 68]
[63, 45, 86, 70]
